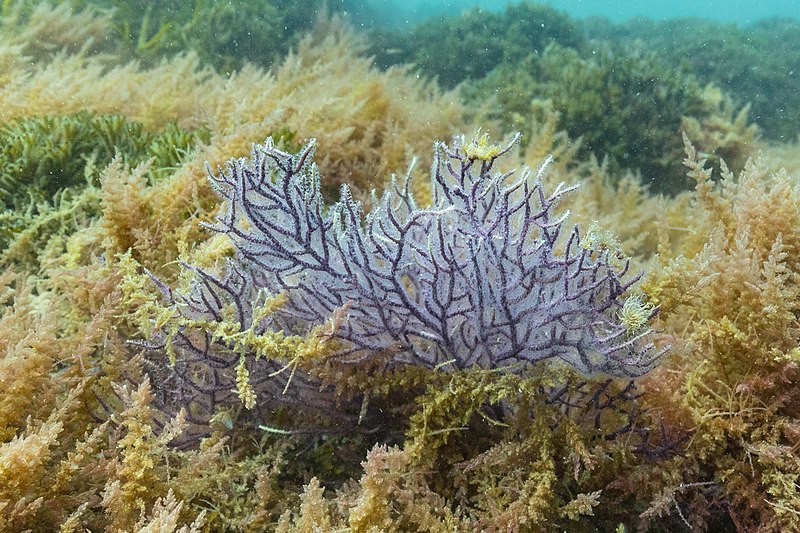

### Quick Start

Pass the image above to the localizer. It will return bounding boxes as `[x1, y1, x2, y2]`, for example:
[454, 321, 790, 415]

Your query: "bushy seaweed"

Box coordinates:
[369, 1, 585, 89]
[589, 16, 800, 142]
[0, 110, 208, 209]
[0, 111, 209, 263]
[369, 2, 758, 193]
[626, 137, 800, 531]
[66, 0, 331, 71]
[463, 43, 757, 194]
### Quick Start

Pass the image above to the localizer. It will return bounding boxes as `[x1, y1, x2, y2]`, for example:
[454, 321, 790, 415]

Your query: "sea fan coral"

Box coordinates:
[139, 133, 664, 427]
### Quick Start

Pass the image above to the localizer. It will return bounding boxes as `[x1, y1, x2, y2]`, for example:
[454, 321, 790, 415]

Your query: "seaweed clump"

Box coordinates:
[67, 0, 333, 72]
[590, 16, 800, 143]
[369, 2, 584, 89]
[463, 43, 758, 194]
[370, 2, 760, 194]
[624, 136, 800, 531]
[0, 110, 208, 208]
[0, 111, 209, 263]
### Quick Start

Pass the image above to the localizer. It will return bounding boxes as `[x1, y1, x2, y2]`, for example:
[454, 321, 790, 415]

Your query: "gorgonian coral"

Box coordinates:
[140, 133, 664, 427]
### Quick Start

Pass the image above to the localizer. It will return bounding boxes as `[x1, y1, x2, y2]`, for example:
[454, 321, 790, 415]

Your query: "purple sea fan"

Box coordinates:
[199, 132, 664, 379]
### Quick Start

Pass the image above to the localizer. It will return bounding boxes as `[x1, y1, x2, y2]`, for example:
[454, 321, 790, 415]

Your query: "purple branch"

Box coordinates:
[140, 133, 667, 430]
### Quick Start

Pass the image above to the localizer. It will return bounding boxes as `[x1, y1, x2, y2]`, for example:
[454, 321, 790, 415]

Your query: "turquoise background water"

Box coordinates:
[547, 0, 798, 23]
[349, 0, 799, 26]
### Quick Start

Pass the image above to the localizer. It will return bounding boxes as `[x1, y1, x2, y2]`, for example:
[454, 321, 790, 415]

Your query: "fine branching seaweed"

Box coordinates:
[0, 111, 209, 267]
[0, 111, 208, 208]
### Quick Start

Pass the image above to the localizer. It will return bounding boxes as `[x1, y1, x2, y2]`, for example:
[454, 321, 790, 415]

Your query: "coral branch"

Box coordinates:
[142, 133, 665, 426]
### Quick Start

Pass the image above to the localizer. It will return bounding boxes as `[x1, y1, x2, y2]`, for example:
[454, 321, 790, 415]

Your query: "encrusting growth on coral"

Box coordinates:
[618, 295, 656, 335]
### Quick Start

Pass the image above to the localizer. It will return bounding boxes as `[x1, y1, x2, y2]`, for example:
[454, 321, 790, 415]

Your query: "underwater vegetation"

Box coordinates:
[0, 111, 208, 208]
[0, 111, 208, 266]
[462, 43, 758, 194]
[372, 1, 766, 194]
[369, 2, 585, 89]
[589, 16, 800, 143]
[1, 2, 799, 532]
[4, 0, 333, 72]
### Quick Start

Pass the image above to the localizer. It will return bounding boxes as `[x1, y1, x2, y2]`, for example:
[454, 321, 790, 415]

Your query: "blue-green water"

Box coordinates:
[348, 0, 799, 26]
[547, 0, 799, 23]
